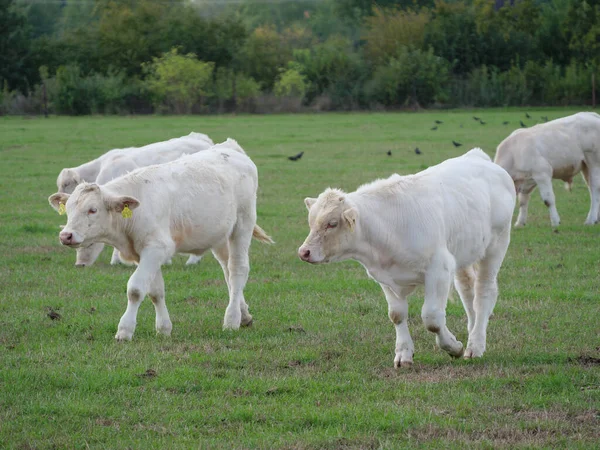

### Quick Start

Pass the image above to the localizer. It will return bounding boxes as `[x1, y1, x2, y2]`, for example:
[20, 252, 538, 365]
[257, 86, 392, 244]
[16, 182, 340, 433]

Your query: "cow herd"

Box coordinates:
[48, 112, 600, 367]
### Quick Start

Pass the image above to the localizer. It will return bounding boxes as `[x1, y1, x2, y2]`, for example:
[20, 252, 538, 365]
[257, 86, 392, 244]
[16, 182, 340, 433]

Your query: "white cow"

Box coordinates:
[494, 112, 600, 227]
[298, 148, 515, 368]
[49, 139, 273, 340]
[56, 132, 215, 266]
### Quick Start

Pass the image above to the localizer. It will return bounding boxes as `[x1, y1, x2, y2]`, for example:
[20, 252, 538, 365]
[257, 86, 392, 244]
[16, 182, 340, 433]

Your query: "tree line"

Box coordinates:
[1, 0, 599, 115]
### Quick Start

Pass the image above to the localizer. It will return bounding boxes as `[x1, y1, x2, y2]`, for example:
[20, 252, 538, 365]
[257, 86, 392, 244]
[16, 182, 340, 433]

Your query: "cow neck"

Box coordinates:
[345, 194, 399, 270]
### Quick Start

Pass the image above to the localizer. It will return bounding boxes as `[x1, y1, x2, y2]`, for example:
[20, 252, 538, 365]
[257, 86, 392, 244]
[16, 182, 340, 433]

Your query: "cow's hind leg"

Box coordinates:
[422, 249, 464, 358]
[454, 265, 476, 335]
[222, 220, 253, 330]
[148, 270, 172, 336]
[465, 230, 510, 358]
[115, 245, 172, 341]
[581, 161, 600, 224]
[382, 284, 416, 368]
[514, 181, 536, 227]
[213, 243, 252, 327]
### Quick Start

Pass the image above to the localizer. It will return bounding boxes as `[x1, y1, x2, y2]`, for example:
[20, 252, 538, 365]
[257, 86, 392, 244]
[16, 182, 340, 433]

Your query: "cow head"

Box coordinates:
[298, 188, 358, 264]
[48, 183, 140, 248]
[57, 168, 82, 194]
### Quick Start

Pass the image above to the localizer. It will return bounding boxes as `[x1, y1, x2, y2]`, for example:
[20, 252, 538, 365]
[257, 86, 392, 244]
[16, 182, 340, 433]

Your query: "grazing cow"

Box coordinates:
[56, 132, 214, 266]
[49, 139, 273, 340]
[494, 112, 600, 227]
[298, 148, 515, 367]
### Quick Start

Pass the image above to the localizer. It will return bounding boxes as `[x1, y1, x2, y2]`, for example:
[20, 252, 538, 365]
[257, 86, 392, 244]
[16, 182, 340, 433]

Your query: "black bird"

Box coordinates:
[452, 140, 462, 147]
[386, 150, 392, 156]
[525, 112, 531, 118]
[414, 147, 421, 155]
[288, 151, 304, 161]
[542, 116, 549, 122]
[502, 121, 509, 125]
[479, 120, 486, 125]
[520, 120, 527, 128]
[473, 116, 480, 121]
[434, 120, 443, 124]
[46, 308, 61, 321]
[431, 126, 438, 131]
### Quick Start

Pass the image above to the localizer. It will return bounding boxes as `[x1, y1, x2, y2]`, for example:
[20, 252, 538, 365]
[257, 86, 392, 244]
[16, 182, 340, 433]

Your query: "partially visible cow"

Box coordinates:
[49, 139, 273, 340]
[298, 148, 515, 368]
[494, 112, 600, 227]
[56, 132, 215, 266]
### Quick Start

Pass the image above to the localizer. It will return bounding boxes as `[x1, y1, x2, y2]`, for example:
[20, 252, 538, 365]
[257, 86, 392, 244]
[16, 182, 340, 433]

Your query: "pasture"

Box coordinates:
[0, 110, 599, 449]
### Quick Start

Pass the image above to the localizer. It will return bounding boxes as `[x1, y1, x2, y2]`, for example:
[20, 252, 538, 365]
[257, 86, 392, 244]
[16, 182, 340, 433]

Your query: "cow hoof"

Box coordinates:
[449, 343, 464, 359]
[115, 331, 133, 341]
[464, 345, 484, 359]
[156, 322, 172, 336]
[514, 222, 525, 228]
[241, 317, 253, 327]
[394, 360, 413, 369]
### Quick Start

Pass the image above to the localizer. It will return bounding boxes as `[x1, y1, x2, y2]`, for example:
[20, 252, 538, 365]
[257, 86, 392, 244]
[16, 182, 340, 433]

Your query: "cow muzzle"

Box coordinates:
[59, 230, 82, 247]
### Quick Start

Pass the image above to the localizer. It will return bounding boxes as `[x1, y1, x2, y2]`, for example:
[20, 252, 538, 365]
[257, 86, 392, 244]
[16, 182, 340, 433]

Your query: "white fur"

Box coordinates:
[50, 139, 273, 340]
[494, 112, 600, 227]
[298, 148, 515, 367]
[56, 132, 214, 266]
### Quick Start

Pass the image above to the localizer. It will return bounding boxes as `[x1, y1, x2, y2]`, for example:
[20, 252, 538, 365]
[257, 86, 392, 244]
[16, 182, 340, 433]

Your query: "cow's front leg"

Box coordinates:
[148, 270, 172, 336]
[422, 251, 464, 358]
[115, 246, 170, 341]
[381, 284, 416, 368]
[534, 174, 560, 227]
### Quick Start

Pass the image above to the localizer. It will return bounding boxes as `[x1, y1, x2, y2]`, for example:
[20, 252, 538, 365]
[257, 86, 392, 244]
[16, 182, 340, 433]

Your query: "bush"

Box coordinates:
[142, 48, 214, 114]
[274, 66, 307, 99]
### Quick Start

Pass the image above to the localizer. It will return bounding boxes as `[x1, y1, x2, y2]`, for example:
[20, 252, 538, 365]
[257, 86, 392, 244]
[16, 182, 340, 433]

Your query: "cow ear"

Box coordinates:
[48, 193, 70, 213]
[108, 195, 140, 213]
[304, 197, 317, 211]
[342, 207, 358, 231]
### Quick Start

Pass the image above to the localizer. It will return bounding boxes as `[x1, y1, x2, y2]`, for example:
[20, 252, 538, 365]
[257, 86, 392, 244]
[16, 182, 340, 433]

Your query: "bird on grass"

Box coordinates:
[525, 112, 531, 118]
[520, 121, 527, 128]
[46, 307, 61, 321]
[434, 120, 443, 124]
[288, 151, 304, 161]
[473, 116, 480, 121]
[479, 120, 486, 125]
[415, 147, 422, 155]
[452, 141, 462, 147]
[502, 121, 509, 125]
[431, 126, 438, 131]
[386, 150, 392, 156]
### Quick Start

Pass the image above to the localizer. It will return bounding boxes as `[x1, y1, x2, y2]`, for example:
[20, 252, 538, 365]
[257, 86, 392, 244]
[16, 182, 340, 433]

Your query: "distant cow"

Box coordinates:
[494, 112, 600, 227]
[49, 139, 273, 340]
[298, 149, 515, 367]
[56, 132, 214, 266]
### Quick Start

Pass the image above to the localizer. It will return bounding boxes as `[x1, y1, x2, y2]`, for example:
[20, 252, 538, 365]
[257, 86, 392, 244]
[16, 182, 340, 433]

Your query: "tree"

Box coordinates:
[0, 0, 31, 92]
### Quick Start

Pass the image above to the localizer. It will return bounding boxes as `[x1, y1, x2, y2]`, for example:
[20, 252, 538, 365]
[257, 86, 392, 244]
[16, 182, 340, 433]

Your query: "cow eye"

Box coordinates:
[88, 208, 97, 214]
[326, 221, 338, 229]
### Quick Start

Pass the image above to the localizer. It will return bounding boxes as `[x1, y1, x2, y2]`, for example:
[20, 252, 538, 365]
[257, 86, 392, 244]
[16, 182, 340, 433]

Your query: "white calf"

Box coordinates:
[49, 139, 273, 340]
[298, 149, 515, 367]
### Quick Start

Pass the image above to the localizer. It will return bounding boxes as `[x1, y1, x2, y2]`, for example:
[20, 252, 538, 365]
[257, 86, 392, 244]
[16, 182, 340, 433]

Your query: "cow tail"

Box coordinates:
[253, 225, 275, 244]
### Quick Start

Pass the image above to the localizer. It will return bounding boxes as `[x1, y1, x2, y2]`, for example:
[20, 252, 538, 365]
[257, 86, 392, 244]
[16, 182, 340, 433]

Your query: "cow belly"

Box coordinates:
[552, 162, 582, 181]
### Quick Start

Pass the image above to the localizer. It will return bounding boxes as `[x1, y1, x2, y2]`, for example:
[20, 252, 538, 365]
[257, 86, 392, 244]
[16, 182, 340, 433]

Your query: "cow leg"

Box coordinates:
[115, 246, 171, 341]
[465, 229, 510, 358]
[454, 265, 476, 335]
[514, 184, 536, 227]
[422, 250, 464, 358]
[534, 173, 560, 227]
[581, 162, 600, 224]
[148, 270, 172, 336]
[222, 223, 253, 330]
[110, 247, 121, 265]
[185, 254, 203, 265]
[382, 284, 416, 368]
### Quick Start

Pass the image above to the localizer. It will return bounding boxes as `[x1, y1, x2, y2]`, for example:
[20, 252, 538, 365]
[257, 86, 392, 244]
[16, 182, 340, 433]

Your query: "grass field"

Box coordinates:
[0, 109, 599, 449]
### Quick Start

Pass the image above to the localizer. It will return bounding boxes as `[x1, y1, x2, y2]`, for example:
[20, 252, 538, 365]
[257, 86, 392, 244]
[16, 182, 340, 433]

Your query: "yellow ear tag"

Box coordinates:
[121, 204, 133, 219]
[58, 203, 66, 215]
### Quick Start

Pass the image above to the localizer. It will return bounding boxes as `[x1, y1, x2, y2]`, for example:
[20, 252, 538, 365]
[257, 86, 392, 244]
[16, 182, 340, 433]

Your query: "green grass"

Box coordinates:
[0, 109, 599, 449]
